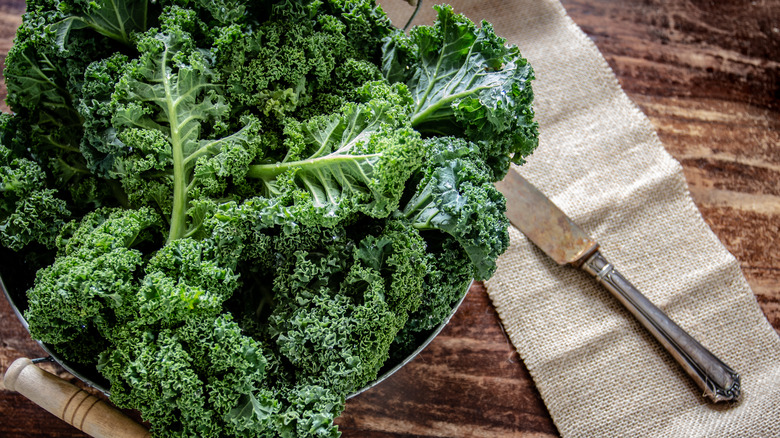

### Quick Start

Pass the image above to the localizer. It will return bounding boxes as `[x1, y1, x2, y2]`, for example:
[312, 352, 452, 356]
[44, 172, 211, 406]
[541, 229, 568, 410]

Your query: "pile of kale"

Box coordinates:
[0, 0, 538, 436]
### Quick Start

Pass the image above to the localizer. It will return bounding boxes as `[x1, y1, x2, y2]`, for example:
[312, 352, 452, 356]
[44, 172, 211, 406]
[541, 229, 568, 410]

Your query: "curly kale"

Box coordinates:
[1, 1, 539, 436]
[397, 137, 510, 280]
[0, 114, 71, 250]
[100, 313, 274, 438]
[24, 207, 160, 346]
[245, 85, 425, 227]
[383, 4, 539, 180]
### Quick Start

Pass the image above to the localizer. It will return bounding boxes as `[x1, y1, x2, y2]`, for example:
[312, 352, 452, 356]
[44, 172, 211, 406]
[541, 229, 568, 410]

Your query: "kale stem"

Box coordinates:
[399, 189, 436, 230]
[163, 46, 187, 243]
[411, 86, 490, 128]
[246, 153, 381, 180]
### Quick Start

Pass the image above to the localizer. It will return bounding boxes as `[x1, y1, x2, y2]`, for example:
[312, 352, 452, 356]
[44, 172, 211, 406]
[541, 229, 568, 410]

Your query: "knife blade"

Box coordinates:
[495, 168, 741, 402]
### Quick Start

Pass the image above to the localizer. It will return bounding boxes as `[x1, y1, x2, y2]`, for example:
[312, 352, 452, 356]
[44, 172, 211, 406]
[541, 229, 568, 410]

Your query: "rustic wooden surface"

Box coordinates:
[1, 0, 778, 436]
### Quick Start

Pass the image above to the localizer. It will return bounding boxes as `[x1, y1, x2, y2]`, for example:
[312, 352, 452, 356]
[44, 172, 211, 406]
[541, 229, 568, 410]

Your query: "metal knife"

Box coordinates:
[495, 168, 741, 402]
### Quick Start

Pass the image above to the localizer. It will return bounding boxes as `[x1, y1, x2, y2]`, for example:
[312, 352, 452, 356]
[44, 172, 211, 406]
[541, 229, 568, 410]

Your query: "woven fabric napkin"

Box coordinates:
[378, 0, 780, 436]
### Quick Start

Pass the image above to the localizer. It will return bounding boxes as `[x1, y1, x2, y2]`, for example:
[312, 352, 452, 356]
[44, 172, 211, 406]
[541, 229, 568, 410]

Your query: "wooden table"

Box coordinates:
[1, 0, 777, 436]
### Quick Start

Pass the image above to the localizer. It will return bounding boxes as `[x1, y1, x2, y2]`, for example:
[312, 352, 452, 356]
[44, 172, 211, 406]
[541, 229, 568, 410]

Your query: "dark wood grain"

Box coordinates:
[559, 0, 780, 325]
[1, 1, 778, 437]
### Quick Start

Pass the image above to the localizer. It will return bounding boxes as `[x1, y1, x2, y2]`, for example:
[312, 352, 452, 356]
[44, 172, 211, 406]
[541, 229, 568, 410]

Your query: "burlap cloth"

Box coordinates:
[378, 0, 780, 436]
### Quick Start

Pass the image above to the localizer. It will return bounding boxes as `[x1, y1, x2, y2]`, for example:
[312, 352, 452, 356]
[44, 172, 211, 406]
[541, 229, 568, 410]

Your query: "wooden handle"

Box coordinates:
[3, 358, 150, 438]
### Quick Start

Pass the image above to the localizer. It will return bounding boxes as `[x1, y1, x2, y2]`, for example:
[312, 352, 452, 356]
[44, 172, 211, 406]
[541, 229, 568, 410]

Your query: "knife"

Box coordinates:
[495, 168, 741, 402]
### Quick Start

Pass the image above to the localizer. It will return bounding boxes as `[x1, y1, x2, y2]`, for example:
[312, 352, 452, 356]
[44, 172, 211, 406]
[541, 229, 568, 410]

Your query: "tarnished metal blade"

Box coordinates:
[495, 169, 598, 266]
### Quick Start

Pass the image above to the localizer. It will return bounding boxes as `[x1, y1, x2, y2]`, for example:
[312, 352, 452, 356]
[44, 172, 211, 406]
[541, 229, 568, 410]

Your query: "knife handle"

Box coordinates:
[581, 251, 740, 402]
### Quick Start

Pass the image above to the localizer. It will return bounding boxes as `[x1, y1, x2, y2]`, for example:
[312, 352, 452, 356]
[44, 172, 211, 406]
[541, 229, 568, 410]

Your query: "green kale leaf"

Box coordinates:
[383, 4, 539, 180]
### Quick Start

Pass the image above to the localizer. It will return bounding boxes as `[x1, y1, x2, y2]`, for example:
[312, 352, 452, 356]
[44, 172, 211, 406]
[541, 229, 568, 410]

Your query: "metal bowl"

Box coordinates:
[0, 0, 471, 400]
